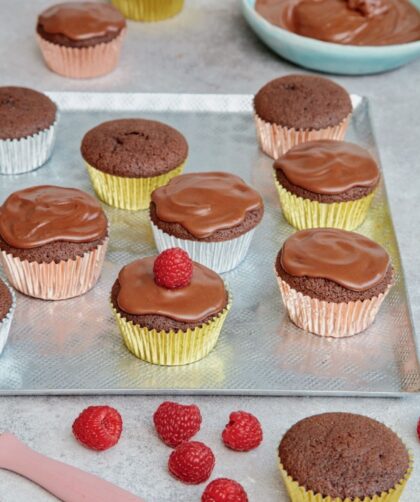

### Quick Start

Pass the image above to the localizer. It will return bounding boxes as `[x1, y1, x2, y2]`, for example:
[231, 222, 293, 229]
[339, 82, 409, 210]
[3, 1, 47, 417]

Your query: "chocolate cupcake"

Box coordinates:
[274, 140, 380, 230]
[278, 413, 412, 502]
[0, 185, 109, 300]
[81, 118, 188, 210]
[150, 172, 264, 273]
[111, 248, 230, 365]
[37, 2, 126, 79]
[111, 0, 184, 22]
[254, 75, 352, 158]
[0, 279, 15, 355]
[0, 87, 57, 175]
[275, 228, 393, 337]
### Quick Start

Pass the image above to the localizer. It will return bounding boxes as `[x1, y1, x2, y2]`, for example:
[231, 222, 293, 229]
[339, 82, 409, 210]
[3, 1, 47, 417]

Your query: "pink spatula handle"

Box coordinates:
[0, 433, 144, 502]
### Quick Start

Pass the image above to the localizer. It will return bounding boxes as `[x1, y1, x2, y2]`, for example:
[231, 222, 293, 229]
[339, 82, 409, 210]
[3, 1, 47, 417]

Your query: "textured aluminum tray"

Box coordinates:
[0, 92, 418, 396]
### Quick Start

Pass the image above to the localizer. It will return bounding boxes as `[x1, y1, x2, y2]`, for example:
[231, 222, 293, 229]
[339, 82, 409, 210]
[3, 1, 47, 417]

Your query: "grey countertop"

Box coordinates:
[0, 1, 419, 501]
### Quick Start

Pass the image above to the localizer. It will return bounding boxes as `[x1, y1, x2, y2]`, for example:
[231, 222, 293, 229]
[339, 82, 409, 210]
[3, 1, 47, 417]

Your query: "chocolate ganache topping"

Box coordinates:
[280, 228, 390, 291]
[151, 172, 264, 239]
[38, 2, 126, 41]
[274, 140, 379, 194]
[255, 0, 420, 45]
[117, 258, 227, 323]
[0, 186, 108, 249]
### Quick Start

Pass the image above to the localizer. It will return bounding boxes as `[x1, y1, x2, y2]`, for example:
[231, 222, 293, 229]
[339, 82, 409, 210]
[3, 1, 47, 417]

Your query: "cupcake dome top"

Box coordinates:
[81, 119, 188, 178]
[0, 280, 12, 322]
[274, 140, 380, 196]
[0, 185, 108, 249]
[37, 2, 126, 44]
[0, 87, 56, 140]
[151, 172, 264, 239]
[253, 75, 351, 130]
[279, 412, 409, 499]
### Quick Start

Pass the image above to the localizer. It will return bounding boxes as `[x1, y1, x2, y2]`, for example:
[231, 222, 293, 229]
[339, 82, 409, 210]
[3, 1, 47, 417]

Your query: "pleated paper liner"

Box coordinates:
[277, 277, 391, 338]
[0, 120, 57, 175]
[274, 178, 376, 231]
[36, 30, 125, 79]
[278, 457, 413, 502]
[0, 284, 16, 355]
[85, 162, 185, 210]
[0, 239, 108, 301]
[111, 0, 184, 21]
[113, 298, 231, 366]
[151, 222, 256, 273]
[254, 113, 351, 159]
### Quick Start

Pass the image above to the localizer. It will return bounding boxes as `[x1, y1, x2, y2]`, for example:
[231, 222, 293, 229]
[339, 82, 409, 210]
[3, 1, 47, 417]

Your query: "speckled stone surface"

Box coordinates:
[0, 1, 419, 501]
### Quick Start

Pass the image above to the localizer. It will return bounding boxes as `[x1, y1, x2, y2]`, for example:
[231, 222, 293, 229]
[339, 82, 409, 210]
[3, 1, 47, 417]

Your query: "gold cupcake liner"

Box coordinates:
[0, 239, 108, 301]
[278, 457, 412, 502]
[274, 179, 376, 231]
[85, 162, 185, 210]
[254, 113, 351, 159]
[112, 299, 231, 366]
[277, 277, 391, 338]
[36, 30, 125, 79]
[111, 0, 184, 21]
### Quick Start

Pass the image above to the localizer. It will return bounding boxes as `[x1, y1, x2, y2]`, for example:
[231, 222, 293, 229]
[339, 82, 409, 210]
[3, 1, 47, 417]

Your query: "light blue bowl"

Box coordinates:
[241, 0, 420, 74]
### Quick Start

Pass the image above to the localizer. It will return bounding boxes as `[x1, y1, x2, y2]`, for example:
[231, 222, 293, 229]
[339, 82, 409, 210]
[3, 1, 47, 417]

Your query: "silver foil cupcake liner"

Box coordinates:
[0, 121, 57, 175]
[0, 283, 16, 355]
[150, 222, 256, 273]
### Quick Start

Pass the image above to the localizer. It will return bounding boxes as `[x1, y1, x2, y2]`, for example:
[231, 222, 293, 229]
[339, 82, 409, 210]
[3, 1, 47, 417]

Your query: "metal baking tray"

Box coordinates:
[0, 92, 418, 396]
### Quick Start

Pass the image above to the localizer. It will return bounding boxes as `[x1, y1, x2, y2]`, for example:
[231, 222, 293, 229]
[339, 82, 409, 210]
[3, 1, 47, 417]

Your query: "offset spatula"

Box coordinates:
[0, 433, 144, 502]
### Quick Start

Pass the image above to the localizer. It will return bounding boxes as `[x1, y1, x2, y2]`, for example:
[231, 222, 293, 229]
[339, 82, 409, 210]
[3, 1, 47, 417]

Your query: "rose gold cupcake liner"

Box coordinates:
[277, 277, 391, 338]
[0, 284, 16, 355]
[254, 113, 351, 159]
[36, 30, 125, 79]
[0, 239, 108, 300]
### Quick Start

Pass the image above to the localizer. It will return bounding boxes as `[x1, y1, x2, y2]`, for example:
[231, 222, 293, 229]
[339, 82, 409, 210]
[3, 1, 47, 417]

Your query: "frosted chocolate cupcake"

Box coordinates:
[150, 172, 264, 273]
[111, 0, 184, 22]
[254, 75, 352, 158]
[0, 185, 108, 300]
[0, 279, 15, 355]
[278, 413, 411, 502]
[37, 2, 126, 78]
[81, 118, 188, 210]
[274, 140, 380, 230]
[0, 87, 57, 175]
[275, 228, 393, 337]
[111, 248, 230, 365]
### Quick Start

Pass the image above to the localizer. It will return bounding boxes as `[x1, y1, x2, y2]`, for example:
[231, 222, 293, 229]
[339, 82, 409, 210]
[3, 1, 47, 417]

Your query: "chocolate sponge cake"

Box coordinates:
[278, 413, 410, 500]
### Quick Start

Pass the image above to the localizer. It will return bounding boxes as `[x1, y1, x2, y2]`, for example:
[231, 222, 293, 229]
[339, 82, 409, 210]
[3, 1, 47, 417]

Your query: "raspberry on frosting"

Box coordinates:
[153, 247, 193, 289]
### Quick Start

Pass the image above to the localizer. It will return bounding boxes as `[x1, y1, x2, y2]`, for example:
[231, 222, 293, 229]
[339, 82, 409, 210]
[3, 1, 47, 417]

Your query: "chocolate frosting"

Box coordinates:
[38, 2, 126, 41]
[0, 186, 108, 249]
[255, 0, 420, 45]
[117, 257, 227, 323]
[280, 228, 390, 291]
[274, 140, 380, 194]
[151, 172, 264, 239]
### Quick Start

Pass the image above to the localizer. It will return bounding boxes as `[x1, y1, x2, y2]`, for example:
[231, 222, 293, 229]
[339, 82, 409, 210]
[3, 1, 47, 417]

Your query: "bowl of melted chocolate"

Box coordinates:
[241, 0, 420, 73]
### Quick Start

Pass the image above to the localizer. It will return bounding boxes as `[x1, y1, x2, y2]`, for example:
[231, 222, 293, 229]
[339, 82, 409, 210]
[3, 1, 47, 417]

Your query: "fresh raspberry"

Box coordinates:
[168, 441, 215, 484]
[153, 248, 193, 289]
[222, 411, 263, 452]
[202, 478, 249, 502]
[72, 406, 123, 451]
[153, 401, 202, 448]
[417, 418, 420, 441]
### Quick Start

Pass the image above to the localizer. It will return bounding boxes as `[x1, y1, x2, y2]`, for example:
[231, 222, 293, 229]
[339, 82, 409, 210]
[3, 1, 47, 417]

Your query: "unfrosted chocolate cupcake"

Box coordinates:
[37, 2, 126, 78]
[278, 413, 411, 501]
[0, 279, 15, 355]
[253, 75, 352, 158]
[0, 86, 57, 175]
[150, 172, 264, 273]
[0, 185, 109, 300]
[275, 228, 393, 337]
[81, 118, 188, 210]
[274, 140, 380, 230]
[111, 251, 230, 365]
